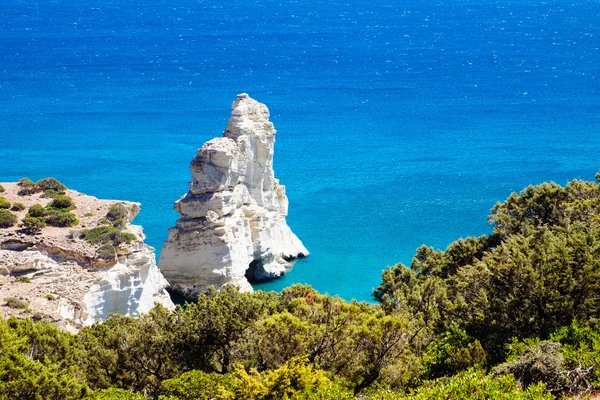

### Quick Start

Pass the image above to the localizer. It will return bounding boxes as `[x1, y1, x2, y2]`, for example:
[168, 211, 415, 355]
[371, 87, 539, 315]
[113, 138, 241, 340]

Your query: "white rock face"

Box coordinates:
[159, 93, 308, 298]
[0, 182, 174, 329]
[81, 243, 173, 325]
[0, 232, 174, 328]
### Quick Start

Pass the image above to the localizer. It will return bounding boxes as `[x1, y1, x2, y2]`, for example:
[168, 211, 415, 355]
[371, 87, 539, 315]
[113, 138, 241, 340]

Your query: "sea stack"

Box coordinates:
[159, 93, 308, 297]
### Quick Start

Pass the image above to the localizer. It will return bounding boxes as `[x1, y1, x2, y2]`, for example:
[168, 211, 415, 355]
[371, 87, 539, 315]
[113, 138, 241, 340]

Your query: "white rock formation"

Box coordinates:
[0, 182, 174, 329]
[81, 242, 173, 325]
[159, 93, 308, 298]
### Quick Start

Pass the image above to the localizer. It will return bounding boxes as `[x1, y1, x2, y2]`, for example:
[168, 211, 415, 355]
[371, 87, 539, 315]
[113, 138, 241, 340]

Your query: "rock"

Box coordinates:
[0, 182, 174, 329]
[81, 244, 173, 324]
[159, 93, 308, 298]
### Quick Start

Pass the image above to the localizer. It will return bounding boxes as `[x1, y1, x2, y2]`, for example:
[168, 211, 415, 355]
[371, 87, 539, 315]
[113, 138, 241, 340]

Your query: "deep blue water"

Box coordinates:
[1, 0, 599, 301]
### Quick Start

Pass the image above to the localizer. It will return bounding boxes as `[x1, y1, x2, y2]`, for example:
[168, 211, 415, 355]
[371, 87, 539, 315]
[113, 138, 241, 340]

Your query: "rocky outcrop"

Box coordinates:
[159, 93, 308, 298]
[0, 182, 174, 330]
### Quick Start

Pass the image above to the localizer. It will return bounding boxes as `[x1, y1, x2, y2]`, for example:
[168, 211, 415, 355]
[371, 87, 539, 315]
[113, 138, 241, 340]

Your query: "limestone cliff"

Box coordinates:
[0, 182, 174, 330]
[159, 93, 308, 298]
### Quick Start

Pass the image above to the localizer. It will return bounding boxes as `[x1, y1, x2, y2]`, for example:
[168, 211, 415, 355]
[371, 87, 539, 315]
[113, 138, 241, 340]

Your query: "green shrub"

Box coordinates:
[48, 195, 75, 210]
[80, 225, 137, 246]
[45, 210, 79, 227]
[97, 244, 116, 261]
[0, 197, 11, 209]
[16, 276, 31, 283]
[0, 184, 4, 192]
[493, 340, 595, 396]
[36, 177, 67, 192]
[4, 296, 30, 309]
[389, 369, 553, 400]
[0, 209, 17, 228]
[87, 388, 146, 400]
[10, 202, 25, 211]
[27, 203, 47, 218]
[84, 212, 94, 217]
[45, 294, 56, 301]
[41, 189, 66, 199]
[22, 215, 46, 233]
[107, 203, 130, 228]
[16, 177, 68, 196]
[423, 327, 487, 379]
[17, 177, 38, 195]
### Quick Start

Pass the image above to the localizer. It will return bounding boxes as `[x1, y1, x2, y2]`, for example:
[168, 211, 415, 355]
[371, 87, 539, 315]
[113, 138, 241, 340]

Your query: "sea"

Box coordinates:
[1, 0, 599, 302]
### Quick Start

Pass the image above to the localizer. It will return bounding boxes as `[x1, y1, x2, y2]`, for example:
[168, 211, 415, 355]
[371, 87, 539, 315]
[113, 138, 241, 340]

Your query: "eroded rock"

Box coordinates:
[159, 93, 308, 298]
[0, 182, 174, 330]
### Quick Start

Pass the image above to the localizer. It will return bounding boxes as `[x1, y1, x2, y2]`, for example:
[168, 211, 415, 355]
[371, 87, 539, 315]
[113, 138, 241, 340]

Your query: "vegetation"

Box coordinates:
[23, 200, 79, 229]
[41, 189, 64, 199]
[17, 177, 67, 196]
[27, 203, 46, 218]
[49, 194, 75, 210]
[10, 202, 25, 211]
[106, 203, 130, 228]
[77, 225, 137, 247]
[45, 209, 79, 227]
[17, 178, 38, 195]
[22, 215, 46, 233]
[36, 177, 67, 192]
[0, 184, 4, 193]
[96, 244, 117, 261]
[1, 176, 600, 399]
[4, 297, 29, 309]
[0, 209, 17, 228]
[0, 198, 10, 209]
[15, 276, 31, 283]
[74, 203, 137, 251]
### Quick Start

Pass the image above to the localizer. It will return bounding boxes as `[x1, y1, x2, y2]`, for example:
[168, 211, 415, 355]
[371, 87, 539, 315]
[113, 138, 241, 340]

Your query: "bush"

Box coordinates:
[80, 225, 137, 246]
[107, 203, 130, 228]
[17, 177, 38, 195]
[16, 276, 31, 283]
[45, 210, 79, 227]
[423, 327, 487, 379]
[27, 204, 46, 218]
[22, 216, 46, 233]
[97, 244, 116, 261]
[0, 209, 17, 228]
[386, 369, 552, 400]
[16, 177, 68, 196]
[84, 212, 94, 217]
[10, 202, 25, 211]
[0, 197, 11, 209]
[36, 177, 67, 192]
[48, 195, 75, 210]
[4, 296, 29, 309]
[493, 340, 594, 396]
[87, 388, 145, 400]
[45, 294, 56, 301]
[0, 184, 4, 192]
[41, 189, 65, 199]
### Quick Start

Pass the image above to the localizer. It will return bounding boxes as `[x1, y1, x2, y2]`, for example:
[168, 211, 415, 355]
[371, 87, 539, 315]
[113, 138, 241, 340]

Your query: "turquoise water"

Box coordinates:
[1, 0, 599, 301]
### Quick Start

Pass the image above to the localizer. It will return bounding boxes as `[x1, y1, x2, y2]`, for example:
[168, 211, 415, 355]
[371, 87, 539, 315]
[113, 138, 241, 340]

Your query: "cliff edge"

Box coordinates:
[159, 93, 308, 298]
[0, 180, 174, 330]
